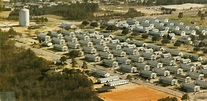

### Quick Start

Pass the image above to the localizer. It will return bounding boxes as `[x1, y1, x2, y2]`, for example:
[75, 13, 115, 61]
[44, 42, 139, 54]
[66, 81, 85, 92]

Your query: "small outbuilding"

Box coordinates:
[161, 53, 172, 58]
[180, 58, 191, 64]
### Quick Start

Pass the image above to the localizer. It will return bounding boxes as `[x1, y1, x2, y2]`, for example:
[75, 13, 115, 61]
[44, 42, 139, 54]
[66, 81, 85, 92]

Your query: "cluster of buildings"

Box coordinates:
[107, 17, 207, 47]
[37, 17, 207, 92]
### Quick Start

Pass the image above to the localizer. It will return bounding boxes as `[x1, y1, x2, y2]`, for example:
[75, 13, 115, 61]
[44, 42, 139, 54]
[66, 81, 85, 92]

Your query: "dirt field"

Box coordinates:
[99, 83, 180, 101]
[0, 11, 11, 18]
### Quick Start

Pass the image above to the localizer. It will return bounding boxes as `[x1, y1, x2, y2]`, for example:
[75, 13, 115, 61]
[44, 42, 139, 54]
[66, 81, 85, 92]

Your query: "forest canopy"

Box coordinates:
[0, 29, 99, 101]
[30, 3, 99, 20]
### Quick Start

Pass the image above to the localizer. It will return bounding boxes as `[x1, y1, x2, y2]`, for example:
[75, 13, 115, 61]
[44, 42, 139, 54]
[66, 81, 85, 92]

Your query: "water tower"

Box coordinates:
[19, 8, 29, 27]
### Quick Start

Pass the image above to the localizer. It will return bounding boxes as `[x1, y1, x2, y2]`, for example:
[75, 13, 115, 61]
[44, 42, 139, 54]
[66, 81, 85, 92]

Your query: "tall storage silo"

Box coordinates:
[19, 8, 29, 27]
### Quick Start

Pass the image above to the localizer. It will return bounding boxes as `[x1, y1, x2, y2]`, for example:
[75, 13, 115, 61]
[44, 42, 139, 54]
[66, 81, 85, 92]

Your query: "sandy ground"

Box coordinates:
[99, 83, 180, 101]
[0, 11, 11, 18]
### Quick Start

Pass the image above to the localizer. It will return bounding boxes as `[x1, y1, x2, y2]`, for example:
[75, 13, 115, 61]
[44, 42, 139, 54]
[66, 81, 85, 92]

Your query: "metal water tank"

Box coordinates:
[19, 8, 29, 26]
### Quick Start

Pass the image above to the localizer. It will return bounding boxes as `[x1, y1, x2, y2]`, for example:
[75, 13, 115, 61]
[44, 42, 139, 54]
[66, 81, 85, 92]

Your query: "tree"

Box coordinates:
[141, 34, 148, 39]
[71, 58, 77, 67]
[122, 28, 129, 35]
[151, 36, 160, 42]
[158, 96, 178, 101]
[82, 21, 90, 26]
[200, 14, 205, 20]
[60, 56, 67, 65]
[82, 61, 88, 69]
[131, 32, 139, 36]
[106, 25, 118, 31]
[125, 8, 144, 17]
[68, 50, 80, 58]
[126, 75, 133, 81]
[193, 47, 200, 51]
[90, 22, 99, 27]
[174, 41, 181, 47]
[178, 12, 183, 19]
[203, 48, 207, 54]
[197, 10, 202, 17]
[198, 42, 204, 47]
[161, 38, 170, 45]
[181, 93, 190, 101]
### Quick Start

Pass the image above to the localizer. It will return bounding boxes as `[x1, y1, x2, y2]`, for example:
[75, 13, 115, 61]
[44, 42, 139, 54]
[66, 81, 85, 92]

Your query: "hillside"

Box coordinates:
[0, 29, 100, 101]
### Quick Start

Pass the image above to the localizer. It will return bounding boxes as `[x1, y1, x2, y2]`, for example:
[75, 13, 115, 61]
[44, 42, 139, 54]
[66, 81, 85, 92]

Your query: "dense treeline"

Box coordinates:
[0, 0, 2, 12]
[155, 0, 207, 5]
[30, 3, 99, 20]
[0, 29, 99, 100]
[137, 0, 207, 6]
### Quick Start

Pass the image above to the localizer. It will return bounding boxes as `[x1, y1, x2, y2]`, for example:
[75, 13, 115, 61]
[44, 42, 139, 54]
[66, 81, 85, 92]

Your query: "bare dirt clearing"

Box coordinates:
[99, 83, 180, 101]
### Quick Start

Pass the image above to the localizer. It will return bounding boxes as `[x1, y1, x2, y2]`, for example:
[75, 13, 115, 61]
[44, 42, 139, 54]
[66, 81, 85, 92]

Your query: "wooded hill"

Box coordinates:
[0, 29, 100, 101]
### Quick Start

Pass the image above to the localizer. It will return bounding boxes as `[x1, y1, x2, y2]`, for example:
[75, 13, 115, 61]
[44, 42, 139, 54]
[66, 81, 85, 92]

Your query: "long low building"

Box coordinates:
[140, 70, 157, 79]
[181, 83, 200, 92]
[106, 80, 129, 86]
[159, 77, 178, 86]
[102, 59, 118, 67]
[91, 69, 110, 78]
[98, 76, 120, 84]
[195, 80, 207, 89]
